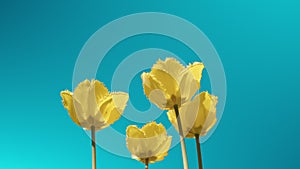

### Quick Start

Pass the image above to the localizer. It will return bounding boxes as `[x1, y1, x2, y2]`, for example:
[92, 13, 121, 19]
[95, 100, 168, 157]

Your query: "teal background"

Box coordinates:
[0, 0, 299, 169]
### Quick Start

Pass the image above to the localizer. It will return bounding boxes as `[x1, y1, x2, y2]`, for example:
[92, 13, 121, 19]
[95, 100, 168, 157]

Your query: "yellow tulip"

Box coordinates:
[141, 58, 204, 110]
[126, 122, 172, 167]
[167, 91, 218, 138]
[60, 79, 129, 169]
[167, 91, 217, 169]
[60, 79, 129, 131]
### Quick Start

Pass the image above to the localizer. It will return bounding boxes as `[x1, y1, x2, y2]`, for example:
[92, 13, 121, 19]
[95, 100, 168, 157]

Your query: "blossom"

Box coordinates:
[141, 58, 204, 110]
[60, 79, 129, 131]
[126, 122, 172, 164]
[167, 91, 218, 137]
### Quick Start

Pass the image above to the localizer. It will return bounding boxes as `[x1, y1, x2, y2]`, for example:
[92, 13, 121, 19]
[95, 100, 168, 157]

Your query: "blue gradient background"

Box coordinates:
[0, 0, 299, 169]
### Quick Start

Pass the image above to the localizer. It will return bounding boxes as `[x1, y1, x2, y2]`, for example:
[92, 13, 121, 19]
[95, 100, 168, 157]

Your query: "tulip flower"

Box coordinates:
[141, 58, 204, 110]
[126, 122, 172, 169]
[141, 58, 205, 169]
[167, 91, 218, 169]
[60, 79, 129, 169]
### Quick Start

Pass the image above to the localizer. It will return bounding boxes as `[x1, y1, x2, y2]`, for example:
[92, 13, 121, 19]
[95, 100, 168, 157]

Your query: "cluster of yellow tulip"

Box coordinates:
[60, 58, 218, 169]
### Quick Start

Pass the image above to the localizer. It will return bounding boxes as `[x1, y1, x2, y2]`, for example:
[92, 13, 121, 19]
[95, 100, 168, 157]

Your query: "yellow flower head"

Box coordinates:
[60, 79, 129, 131]
[141, 58, 204, 110]
[167, 91, 218, 138]
[126, 122, 172, 164]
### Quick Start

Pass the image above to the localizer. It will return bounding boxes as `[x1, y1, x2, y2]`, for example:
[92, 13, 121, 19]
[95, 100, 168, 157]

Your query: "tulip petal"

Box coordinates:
[152, 58, 184, 82]
[94, 80, 109, 105]
[198, 92, 218, 136]
[150, 68, 179, 101]
[99, 92, 129, 127]
[187, 94, 206, 136]
[127, 125, 145, 138]
[153, 136, 172, 163]
[60, 90, 80, 126]
[201, 114, 217, 136]
[142, 122, 166, 137]
[126, 125, 147, 158]
[73, 79, 99, 117]
[141, 122, 168, 156]
[141, 73, 168, 109]
[179, 68, 198, 104]
[185, 92, 218, 137]
[72, 97, 88, 125]
[187, 62, 205, 89]
[166, 110, 176, 128]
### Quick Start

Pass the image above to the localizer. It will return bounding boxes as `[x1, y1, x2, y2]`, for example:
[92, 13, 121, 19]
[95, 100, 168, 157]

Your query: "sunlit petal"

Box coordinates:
[142, 121, 166, 137]
[60, 90, 80, 126]
[187, 62, 205, 89]
[153, 136, 172, 163]
[141, 73, 169, 109]
[73, 79, 99, 117]
[99, 92, 129, 127]
[197, 92, 218, 136]
[152, 58, 184, 82]
[94, 80, 109, 105]
[150, 68, 179, 100]
[179, 69, 198, 104]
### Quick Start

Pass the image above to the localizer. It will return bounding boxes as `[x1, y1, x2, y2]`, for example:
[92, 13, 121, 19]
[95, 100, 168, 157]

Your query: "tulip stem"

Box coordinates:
[195, 134, 203, 169]
[174, 104, 189, 169]
[91, 126, 96, 169]
[145, 158, 149, 169]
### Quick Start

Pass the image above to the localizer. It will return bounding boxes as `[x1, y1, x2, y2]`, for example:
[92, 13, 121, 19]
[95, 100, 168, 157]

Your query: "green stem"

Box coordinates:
[195, 134, 203, 169]
[174, 105, 189, 169]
